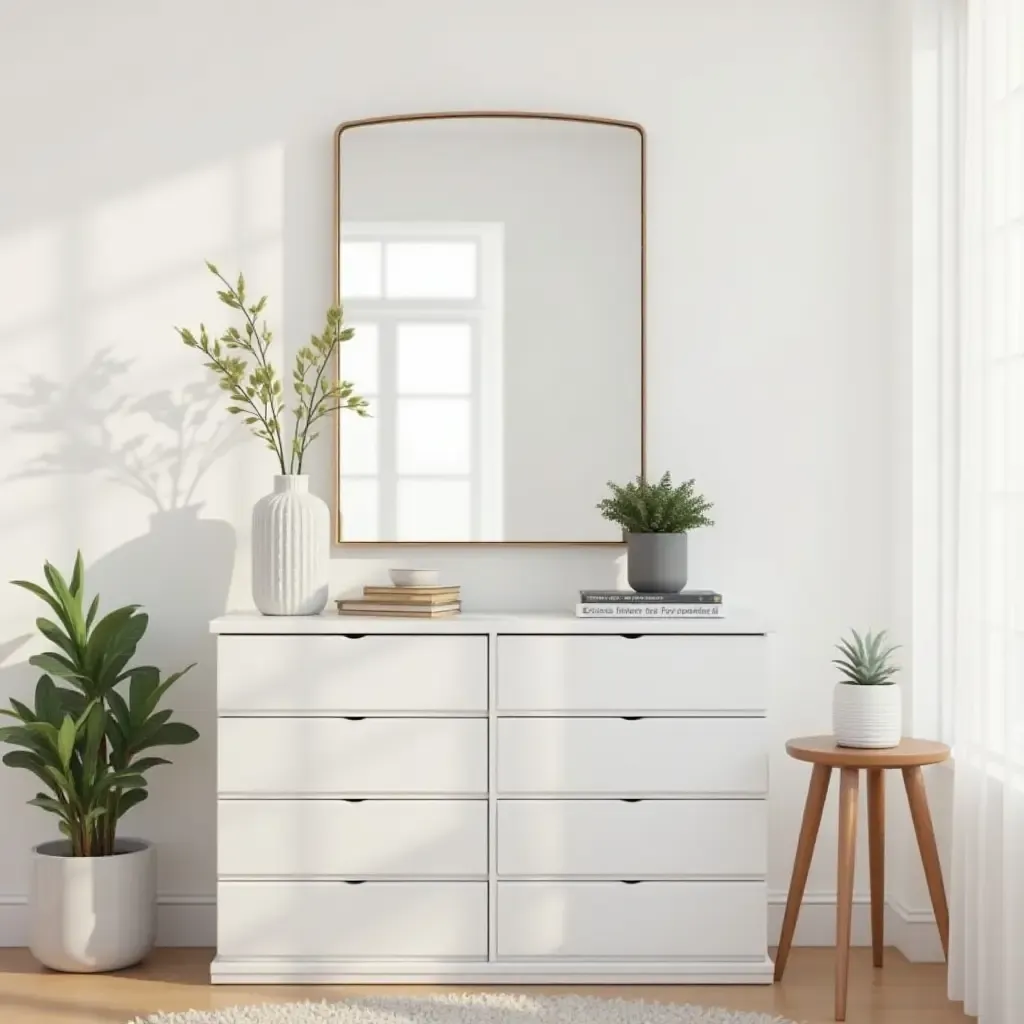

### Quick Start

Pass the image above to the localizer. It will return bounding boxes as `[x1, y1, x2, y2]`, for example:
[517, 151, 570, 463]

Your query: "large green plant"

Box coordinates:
[597, 472, 714, 534]
[832, 629, 901, 685]
[176, 262, 369, 476]
[0, 554, 199, 856]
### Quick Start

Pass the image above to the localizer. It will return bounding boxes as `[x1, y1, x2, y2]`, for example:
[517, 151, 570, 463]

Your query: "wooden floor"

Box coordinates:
[0, 947, 968, 1024]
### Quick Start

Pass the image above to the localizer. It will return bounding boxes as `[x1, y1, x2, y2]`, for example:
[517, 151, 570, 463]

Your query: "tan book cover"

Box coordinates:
[363, 585, 460, 598]
[337, 602, 461, 618]
[360, 589, 459, 605]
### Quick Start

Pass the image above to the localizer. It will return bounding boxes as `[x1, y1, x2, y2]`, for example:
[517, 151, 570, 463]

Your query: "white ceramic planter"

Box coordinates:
[252, 475, 329, 616]
[833, 682, 902, 748]
[30, 838, 156, 972]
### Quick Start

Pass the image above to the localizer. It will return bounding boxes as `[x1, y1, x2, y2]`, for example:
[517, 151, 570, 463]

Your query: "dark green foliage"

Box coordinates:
[0, 554, 199, 856]
[833, 629, 901, 685]
[597, 472, 714, 534]
[176, 262, 369, 476]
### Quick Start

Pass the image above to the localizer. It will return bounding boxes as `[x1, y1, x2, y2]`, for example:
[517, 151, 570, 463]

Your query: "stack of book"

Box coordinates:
[576, 589, 725, 619]
[336, 584, 461, 618]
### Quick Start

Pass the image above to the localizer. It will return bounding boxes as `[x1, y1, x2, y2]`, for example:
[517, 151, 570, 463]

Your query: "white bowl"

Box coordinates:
[388, 568, 440, 588]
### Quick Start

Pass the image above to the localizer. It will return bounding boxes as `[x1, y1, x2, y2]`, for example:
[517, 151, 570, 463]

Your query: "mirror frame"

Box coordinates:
[332, 110, 646, 546]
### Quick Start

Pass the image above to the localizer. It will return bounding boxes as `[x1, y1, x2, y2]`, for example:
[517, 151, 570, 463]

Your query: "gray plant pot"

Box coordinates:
[626, 532, 688, 593]
[30, 838, 156, 972]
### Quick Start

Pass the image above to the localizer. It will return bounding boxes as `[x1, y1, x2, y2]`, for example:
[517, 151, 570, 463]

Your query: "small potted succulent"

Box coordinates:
[832, 629, 902, 748]
[0, 554, 199, 972]
[596, 472, 714, 592]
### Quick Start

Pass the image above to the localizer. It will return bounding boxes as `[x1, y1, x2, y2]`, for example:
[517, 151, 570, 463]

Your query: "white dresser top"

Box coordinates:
[210, 611, 767, 635]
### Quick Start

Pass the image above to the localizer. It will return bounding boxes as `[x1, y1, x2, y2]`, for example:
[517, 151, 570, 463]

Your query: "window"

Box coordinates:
[337, 223, 504, 541]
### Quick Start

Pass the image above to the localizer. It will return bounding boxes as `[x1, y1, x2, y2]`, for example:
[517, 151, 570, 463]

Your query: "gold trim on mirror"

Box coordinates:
[332, 110, 646, 546]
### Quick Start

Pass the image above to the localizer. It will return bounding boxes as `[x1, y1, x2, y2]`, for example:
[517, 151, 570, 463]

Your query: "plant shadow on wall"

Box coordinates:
[0, 349, 237, 880]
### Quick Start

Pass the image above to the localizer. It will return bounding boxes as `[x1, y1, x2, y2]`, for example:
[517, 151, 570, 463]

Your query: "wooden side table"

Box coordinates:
[774, 736, 950, 1021]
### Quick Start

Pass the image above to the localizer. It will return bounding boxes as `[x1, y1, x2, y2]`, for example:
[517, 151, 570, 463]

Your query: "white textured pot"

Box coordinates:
[30, 838, 155, 972]
[833, 682, 902, 748]
[252, 475, 329, 616]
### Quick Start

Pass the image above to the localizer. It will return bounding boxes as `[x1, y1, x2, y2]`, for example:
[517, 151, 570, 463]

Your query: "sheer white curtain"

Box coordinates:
[947, 0, 1024, 1020]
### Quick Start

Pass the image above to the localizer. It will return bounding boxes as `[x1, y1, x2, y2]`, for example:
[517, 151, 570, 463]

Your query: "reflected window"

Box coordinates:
[386, 242, 477, 299]
[340, 242, 383, 298]
[339, 223, 504, 541]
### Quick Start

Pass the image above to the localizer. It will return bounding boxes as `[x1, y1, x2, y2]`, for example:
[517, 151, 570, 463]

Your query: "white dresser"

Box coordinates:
[211, 612, 771, 984]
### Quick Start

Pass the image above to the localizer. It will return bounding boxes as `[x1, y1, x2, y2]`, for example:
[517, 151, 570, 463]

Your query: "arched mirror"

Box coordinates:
[334, 111, 645, 544]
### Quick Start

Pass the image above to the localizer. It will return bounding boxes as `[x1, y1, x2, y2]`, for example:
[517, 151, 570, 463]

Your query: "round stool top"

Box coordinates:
[785, 735, 950, 768]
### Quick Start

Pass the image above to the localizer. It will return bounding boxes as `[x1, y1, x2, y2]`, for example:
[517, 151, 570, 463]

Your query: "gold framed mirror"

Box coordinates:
[333, 111, 645, 545]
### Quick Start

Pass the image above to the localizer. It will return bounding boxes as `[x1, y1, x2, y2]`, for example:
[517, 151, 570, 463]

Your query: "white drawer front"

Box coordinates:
[219, 800, 488, 878]
[497, 881, 767, 960]
[497, 717, 766, 796]
[219, 881, 487, 958]
[218, 634, 487, 713]
[219, 718, 487, 795]
[497, 799, 767, 878]
[496, 635, 765, 713]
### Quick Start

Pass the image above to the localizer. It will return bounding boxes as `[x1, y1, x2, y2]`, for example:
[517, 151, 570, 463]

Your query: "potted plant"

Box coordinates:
[177, 263, 369, 615]
[597, 471, 714, 592]
[832, 629, 902, 748]
[0, 554, 199, 972]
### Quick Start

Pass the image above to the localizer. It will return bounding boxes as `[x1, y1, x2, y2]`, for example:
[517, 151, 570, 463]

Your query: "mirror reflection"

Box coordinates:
[335, 114, 644, 543]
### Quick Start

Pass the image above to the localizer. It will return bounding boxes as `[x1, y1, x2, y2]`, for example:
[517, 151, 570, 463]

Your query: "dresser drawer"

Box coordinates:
[219, 718, 487, 795]
[496, 881, 766, 960]
[496, 635, 765, 713]
[219, 881, 487, 959]
[218, 634, 487, 713]
[497, 717, 766, 795]
[497, 799, 767, 877]
[219, 799, 488, 877]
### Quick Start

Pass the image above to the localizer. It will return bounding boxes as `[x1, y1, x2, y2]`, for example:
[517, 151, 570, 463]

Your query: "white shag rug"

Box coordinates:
[130, 993, 797, 1024]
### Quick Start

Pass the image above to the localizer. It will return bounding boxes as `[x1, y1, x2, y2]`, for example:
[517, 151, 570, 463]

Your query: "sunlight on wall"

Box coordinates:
[0, 224, 61, 332]
[84, 148, 284, 295]
[0, 143, 285, 900]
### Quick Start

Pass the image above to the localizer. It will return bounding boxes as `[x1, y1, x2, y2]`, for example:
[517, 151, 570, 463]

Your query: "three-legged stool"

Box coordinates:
[774, 736, 950, 1021]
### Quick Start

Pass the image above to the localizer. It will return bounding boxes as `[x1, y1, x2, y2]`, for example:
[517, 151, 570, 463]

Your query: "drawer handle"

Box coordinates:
[343, 798, 365, 803]
[620, 634, 642, 640]
[344, 716, 366, 722]
[621, 716, 643, 721]
[343, 634, 366, 640]
[620, 880, 643, 885]
[344, 880, 367, 885]
[620, 798, 643, 803]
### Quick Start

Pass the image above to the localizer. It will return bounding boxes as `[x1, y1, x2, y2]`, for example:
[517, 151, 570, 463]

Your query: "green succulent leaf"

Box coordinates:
[116, 787, 149, 820]
[833, 629, 901, 685]
[56, 716, 77, 769]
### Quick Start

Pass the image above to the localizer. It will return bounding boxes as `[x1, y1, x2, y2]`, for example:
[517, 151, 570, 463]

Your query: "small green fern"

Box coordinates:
[832, 629, 901, 685]
[596, 472, 714, 534]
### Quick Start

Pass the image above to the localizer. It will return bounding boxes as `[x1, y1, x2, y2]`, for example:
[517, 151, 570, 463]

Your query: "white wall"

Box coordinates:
[0, 0, 895, 945]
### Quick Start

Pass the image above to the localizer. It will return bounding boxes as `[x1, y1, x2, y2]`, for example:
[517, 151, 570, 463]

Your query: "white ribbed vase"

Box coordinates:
[252, 475, 329, 616]
[832, 682, 902, 748]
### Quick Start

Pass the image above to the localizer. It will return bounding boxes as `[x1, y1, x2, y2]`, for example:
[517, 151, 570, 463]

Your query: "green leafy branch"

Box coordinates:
[289, 305, 369, 474]
[176, 263, 369, 476]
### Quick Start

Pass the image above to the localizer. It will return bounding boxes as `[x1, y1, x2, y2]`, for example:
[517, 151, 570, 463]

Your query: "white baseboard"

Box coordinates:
[0, 891, 940, 961]
[765, 890, 942, 962]
[0, 894, 215, 948]
[767, 889, 872, 947]
[886, 896, 944, 963]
